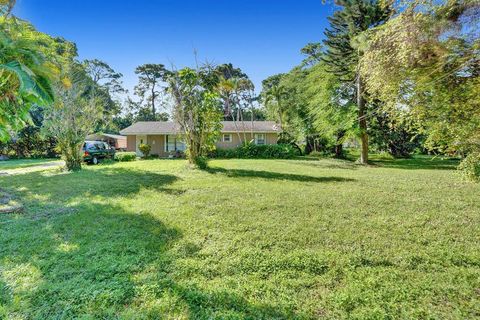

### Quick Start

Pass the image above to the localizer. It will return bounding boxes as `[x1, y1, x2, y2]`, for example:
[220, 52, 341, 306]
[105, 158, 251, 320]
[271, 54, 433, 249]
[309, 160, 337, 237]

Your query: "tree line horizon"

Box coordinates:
[0, 0, 479, 179]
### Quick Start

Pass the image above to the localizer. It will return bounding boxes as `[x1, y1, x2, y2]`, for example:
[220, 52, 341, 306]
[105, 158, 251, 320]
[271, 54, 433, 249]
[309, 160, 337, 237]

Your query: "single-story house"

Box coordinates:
[119, 121, 281, 157]
[85, 133, 127, 150]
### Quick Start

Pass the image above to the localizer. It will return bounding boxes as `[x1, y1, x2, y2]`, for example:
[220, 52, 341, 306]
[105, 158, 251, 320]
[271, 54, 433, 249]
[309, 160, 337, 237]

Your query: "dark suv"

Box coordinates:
[83, 141, 115, 164]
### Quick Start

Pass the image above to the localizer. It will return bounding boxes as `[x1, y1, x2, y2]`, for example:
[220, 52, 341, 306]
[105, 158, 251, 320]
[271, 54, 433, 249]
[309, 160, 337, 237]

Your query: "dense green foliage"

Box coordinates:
[0, 107, 57, 158]
[42, 66, 102, 171]
[321, 0, 392, 164]
[0, 12, 124, 161]
[83, 59, 125, 133]
[168, 66, 223, 166]
[258, 0, 479, 179]
[211, 143, 300, 159]
[360, 0, 480, 179]
[132, 64, 171, 121]
[458, 152, 480, 182]
[0, 158, 478, 318]
[0, 17, 57, 141]
[114, 152, 136, 162]
[368, 113, 424, 158]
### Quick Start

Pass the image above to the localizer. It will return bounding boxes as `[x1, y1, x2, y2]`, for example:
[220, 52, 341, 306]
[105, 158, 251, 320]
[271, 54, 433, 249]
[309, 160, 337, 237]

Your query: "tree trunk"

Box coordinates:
[64, 142, 82, 171]
[250, 104, 254, 142]
[278, 108, 283, 129]
[334, 131, 345, 158]
[151, 87, 156, 120]
[231, 108, 243, 144]
[357, 74, 368, 164]
[240, 108, 247, 143]
[187, 136, 196, 164]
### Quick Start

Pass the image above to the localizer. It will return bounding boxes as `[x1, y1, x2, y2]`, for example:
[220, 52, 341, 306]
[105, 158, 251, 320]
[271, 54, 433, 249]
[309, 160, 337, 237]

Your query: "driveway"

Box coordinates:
[0, 160, 64, 176]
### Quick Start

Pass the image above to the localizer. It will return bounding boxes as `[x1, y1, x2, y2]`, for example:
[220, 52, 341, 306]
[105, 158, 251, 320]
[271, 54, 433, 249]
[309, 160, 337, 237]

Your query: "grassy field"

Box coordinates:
[0, 157, 479, 319]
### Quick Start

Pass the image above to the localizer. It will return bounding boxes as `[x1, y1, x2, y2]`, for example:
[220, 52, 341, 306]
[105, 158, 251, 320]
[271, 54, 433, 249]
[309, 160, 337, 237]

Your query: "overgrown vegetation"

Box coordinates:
[212, 143, 300, 159]
[0, 14, 55, 141]
[458, 152, 480, 182]
[257, 0, 479, 180]
[168, 67, 223, 167]
[2, 0, 479, 179]
[42, 67, 101, 171]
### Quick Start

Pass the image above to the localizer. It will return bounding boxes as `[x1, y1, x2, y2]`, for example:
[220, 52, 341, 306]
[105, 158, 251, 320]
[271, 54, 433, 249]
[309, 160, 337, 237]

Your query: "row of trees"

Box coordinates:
[0, 2, 266, 169]
[1, 0, 479, 177]
[260, 0, 479, 179]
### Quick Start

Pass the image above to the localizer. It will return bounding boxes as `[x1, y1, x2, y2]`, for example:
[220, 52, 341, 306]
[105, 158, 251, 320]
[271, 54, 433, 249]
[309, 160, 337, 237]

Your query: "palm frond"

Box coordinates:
[0, 60, 53, 104]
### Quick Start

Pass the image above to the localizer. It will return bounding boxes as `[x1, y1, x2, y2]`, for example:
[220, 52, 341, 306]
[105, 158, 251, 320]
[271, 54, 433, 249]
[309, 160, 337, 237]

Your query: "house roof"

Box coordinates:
[86, 133, 126, 140]
[120, 121, 281, 135]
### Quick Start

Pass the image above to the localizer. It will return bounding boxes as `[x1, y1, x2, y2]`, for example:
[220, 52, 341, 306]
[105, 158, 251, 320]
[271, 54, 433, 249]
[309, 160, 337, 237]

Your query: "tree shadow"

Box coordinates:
[150, 278, 302, 319]
[290, 154, 459, 171]
[0, 166, 306, 319]
[370, 156, 459, 170]
[280, 159, 359, 170]
[2, 167, 181, 204]
[205, 166, 355, 183]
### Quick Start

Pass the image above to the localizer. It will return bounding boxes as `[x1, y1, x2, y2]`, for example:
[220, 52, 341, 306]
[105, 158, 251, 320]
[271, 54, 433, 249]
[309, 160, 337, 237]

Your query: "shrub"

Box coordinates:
[138, 143, 151, 158]
[114, 152, 137, 162]
[211, 143, 300, 159]
[458, 151, 480, 182]
[193, 156, 209, 169]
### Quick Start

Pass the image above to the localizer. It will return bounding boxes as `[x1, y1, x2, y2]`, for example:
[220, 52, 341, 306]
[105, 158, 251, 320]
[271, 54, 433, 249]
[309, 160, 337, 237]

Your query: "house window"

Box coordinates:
[165, 135, 186, 152]
[223, 134, 232, 142]
[255, 134, 266, 145]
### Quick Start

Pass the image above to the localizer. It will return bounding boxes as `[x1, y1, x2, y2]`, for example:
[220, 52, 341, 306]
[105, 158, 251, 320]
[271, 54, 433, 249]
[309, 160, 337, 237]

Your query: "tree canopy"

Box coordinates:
[133, 63, 171, 121]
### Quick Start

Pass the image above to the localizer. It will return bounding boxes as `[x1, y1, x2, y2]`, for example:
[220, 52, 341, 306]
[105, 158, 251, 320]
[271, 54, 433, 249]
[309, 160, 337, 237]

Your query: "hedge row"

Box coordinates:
[114, 152, 137, 162]
[210, 143, 300, 159]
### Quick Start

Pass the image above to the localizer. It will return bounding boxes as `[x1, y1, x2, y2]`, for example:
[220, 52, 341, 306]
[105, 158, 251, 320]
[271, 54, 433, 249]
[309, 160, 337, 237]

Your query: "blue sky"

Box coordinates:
[13, 0, 334, 94]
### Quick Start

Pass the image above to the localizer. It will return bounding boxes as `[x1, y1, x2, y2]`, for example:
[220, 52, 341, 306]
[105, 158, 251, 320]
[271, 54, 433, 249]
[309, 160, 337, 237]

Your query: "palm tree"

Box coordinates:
[0, 0, 16, 16]
[264, 84, 287, 128]
[217, 77, 244, 142]
[0, 17, 54, 141]
[217, 77, 235, 118]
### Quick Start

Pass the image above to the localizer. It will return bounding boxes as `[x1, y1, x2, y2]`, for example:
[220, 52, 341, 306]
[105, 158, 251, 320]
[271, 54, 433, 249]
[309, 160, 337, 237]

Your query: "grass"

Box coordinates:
[0, 156, 479, 319]
[0, 158, 60, 171]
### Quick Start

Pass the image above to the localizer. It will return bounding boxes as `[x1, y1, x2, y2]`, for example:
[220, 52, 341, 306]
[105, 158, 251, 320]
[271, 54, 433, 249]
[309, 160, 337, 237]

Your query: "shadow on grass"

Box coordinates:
[291, 154, 459, 171]
[3, 167, 180, 202]
[282, 159, 359, 170]
[0, 167, 305, 319]
[370, 156, 459, 171]
[205, 166, 355, 183]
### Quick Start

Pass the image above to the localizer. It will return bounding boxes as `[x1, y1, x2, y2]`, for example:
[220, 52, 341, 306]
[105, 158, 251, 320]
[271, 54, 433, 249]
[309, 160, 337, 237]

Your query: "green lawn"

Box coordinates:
[0, 158, 60, 171]
[0, 157, 479, 319]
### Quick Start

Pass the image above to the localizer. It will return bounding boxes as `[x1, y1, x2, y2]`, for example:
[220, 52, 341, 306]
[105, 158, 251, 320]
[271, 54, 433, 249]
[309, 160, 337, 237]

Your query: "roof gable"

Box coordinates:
[120, 121, 281, 135]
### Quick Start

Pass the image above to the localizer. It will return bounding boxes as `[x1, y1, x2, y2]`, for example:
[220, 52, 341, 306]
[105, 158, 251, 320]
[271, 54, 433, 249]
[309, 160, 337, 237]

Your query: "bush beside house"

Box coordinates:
[138, 144, 151, 158]
[114, 152, 137, 162]
[211, 143, 300, 159]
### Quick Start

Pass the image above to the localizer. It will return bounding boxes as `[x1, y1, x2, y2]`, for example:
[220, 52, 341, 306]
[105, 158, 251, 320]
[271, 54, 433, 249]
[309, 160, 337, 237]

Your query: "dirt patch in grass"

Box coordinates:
[0, 189, 23, 214]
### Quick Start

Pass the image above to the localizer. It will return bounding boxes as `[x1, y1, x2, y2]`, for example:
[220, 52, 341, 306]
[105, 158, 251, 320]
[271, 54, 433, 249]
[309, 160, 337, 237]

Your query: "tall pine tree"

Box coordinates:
[323, 0, 392, 164]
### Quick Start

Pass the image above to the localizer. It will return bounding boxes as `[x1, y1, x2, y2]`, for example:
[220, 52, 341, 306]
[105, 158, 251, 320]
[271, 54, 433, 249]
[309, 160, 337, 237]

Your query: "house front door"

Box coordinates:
[136, 135, 147, 156]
